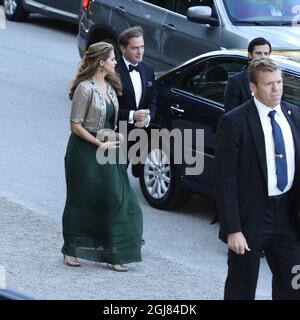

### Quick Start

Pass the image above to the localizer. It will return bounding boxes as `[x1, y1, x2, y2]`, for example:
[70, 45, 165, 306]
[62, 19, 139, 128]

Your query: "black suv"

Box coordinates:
[78, 0, 300, 72]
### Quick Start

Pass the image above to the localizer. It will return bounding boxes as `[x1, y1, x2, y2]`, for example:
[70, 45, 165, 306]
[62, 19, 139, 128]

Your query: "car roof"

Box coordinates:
[164, 49, 300, 75]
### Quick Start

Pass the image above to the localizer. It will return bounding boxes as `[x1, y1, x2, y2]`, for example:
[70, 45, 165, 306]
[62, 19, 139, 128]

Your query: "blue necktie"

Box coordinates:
[268, 110, 288, 191]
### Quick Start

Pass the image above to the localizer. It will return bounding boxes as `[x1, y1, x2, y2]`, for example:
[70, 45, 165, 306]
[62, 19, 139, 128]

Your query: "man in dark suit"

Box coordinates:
[116, 26, 157, 246]
[215, 58, 300, 300]
[224, 37, 272, 112]
[116, 26, 156, 149]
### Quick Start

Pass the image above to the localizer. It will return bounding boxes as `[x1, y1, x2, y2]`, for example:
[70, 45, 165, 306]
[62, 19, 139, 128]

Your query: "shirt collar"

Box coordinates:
[122, 56, 138, 71]
[254, 96, 282, 118]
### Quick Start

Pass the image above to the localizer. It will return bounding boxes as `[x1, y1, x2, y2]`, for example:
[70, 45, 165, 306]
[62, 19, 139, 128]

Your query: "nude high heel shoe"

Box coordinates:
[63, 255, 81, 267]
[106, 263, 128, 272]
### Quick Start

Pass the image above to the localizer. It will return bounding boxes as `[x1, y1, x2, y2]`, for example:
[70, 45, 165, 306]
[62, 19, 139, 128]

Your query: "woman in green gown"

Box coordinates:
[61, 42, 142, 272]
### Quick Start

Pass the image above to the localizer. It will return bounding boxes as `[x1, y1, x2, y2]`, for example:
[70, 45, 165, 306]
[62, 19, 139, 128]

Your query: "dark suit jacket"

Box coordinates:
[224, 69, 252, 112]
[116, 58, 156, 127]
[215, 99, 300, 248]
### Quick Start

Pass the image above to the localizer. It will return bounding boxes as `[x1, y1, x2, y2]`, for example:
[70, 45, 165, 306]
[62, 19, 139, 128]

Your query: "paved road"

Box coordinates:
[0, 16, 272, 299]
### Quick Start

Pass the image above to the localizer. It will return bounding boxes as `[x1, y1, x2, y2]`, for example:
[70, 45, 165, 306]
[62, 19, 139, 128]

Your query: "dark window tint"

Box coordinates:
[143, 0, 172, 9]
[283, 72, 300, 107]
[175, 58, 248, 104]
[175, 62, 207, 95]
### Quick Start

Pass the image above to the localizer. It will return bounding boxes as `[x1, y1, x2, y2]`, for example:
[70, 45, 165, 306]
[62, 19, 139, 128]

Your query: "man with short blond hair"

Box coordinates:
[216, 58, 300, 299]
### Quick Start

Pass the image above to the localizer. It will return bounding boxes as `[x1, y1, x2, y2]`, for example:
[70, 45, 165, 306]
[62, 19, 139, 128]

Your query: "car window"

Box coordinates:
[175, 62, 207, 94]
[175, 59, 248, 104]
[143, 0, 172, 9]
[224, 0, 299, 25]
[174, 0, 214, 15]
[283, 72, 300, 107]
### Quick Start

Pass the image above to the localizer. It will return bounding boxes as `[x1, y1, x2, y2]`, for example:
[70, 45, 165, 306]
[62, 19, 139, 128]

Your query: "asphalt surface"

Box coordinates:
[0, 196, 224, 300]
[0, 193, 272, 300]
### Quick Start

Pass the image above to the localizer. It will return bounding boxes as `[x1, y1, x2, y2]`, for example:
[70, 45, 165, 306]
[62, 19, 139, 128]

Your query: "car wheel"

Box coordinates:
[4, 0, 29, 21]
[139, 147, 191, 209]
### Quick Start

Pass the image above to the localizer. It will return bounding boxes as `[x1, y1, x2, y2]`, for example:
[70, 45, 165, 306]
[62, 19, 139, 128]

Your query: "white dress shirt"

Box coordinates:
[122, 56, 150, 127]
[255, 97, 295, 196]
[123, 57, 142, 120]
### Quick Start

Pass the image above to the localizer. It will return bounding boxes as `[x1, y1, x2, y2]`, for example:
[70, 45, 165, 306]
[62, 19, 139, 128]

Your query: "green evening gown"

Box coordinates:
[62, 100, 142, 265]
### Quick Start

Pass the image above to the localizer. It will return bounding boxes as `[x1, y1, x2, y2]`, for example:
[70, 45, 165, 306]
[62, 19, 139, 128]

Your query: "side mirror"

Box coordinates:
[187, 6, 219, 27]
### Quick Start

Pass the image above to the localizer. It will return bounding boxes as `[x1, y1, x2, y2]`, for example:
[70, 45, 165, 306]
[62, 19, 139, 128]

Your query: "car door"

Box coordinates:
[110, 0, 171, 70]
[282, 70, 300, 108]
[48, 0, 81, 17]
[162, 56, 248, 191]
[27, 0, 81, 19]
[160, 0, 222, 69]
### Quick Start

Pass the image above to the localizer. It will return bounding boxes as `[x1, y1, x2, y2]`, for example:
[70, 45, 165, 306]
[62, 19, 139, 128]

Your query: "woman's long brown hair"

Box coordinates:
[69, 42, 122, 100]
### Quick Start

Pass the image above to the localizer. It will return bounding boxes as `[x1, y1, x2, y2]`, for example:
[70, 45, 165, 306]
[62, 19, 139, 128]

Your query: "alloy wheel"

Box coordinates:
[143, 149, 171, 200]
[4, 0, 17, 15]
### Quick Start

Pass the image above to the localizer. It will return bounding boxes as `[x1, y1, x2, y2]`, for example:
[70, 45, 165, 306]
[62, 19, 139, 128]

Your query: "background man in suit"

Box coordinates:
[116, 26, 156, 140]
[215, 58, 300, 300]
[224, 37, 272, 112]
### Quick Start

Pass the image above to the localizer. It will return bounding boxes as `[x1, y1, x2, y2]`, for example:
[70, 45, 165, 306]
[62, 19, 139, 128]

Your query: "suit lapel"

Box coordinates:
[246, 100, 268, 184]
[139, 63, 146, 109]
[118, 59, 137, 108]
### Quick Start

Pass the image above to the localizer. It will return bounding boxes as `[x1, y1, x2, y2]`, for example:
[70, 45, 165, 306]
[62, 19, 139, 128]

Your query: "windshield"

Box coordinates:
[223, 0, 300, 26]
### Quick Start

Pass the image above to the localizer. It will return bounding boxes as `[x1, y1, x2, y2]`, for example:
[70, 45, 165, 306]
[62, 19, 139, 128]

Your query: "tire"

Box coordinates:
[4, 0, 29, 21]
[139, 146, 191, 210]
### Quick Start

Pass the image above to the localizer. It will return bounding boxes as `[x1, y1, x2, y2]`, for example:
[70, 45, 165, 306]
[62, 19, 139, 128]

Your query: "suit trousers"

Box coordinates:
[224, 191, 300, 300]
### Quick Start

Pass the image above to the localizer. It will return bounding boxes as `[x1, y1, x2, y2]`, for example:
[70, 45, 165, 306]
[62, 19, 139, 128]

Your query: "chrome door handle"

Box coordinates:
[163, 24, 177, 32]
[113, 6, 126, 14]
[170, 105, 184, 114]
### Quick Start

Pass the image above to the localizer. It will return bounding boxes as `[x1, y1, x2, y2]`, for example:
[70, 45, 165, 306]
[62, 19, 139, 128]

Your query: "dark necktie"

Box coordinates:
[128, 64, 140, 72]
[268, 110, 288, 191]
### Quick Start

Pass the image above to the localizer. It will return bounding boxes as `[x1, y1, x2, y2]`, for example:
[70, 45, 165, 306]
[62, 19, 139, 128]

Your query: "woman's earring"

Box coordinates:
[100, 65, 104, 72]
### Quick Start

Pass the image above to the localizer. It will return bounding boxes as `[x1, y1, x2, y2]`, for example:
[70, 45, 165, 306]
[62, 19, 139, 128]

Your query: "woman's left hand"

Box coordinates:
[100, 140, 120, 149]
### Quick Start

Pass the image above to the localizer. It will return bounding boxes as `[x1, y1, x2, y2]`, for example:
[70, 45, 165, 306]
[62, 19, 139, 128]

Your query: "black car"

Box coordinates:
[136, 50, 300, 210]
[4, 0, 82, 23]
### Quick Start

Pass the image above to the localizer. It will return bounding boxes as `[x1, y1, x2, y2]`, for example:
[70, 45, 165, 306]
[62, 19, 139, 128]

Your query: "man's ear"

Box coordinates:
[249, 82, 256, 95]
[120, 45, 125, 54]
